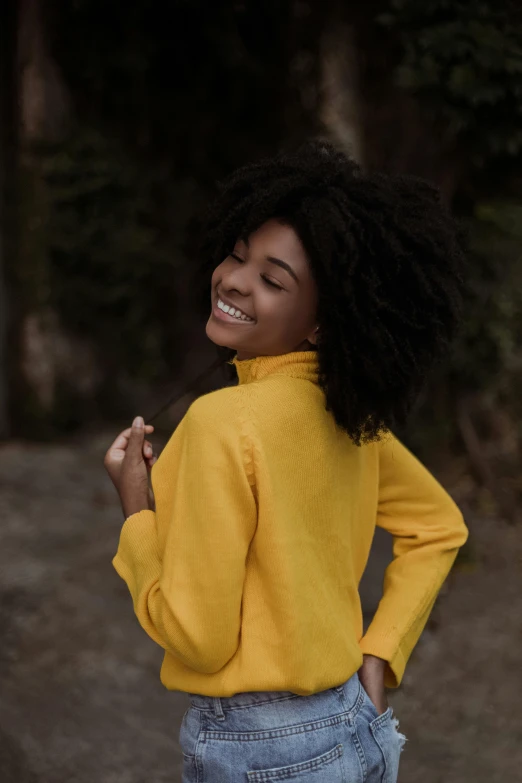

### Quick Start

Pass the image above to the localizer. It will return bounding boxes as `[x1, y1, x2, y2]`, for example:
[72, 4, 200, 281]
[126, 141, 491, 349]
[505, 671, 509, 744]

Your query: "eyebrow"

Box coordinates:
[266, 256, 299, 284]
[239, 236, 299, 284]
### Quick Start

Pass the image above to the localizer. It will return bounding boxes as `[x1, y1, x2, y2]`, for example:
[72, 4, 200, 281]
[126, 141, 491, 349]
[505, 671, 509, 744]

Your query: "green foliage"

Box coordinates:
[403, 198, 522, 458]
[373, 0, 522, 465]
[36, 0, 322, 392]
[377, 0, 522, 163]
[454, 201, 522, 399]
[36, 127, 195, 380]
[48, 0, 321, 177]
[13, 0, 522, 456]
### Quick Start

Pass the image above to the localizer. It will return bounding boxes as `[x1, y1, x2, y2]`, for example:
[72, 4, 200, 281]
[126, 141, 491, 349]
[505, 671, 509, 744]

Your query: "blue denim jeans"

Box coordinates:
[179, 672, 406, 782]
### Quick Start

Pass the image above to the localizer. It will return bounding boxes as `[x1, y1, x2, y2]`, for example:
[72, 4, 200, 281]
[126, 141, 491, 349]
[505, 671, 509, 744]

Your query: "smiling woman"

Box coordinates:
[198, 139, 466, 444]
[111, 139, 468, 783]
[207, 219, 319, 360]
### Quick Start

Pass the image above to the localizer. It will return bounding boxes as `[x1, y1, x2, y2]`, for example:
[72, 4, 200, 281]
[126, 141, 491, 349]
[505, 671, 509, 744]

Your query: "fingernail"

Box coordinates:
[133, 416, 144, 428]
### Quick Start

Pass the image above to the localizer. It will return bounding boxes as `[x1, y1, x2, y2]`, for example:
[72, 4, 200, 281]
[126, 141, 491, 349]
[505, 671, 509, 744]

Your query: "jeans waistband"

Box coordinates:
[187, 672, 360, 720]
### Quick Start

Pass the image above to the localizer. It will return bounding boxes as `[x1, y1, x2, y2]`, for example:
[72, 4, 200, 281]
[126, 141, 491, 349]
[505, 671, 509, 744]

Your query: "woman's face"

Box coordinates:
[206, 219, 319, 360]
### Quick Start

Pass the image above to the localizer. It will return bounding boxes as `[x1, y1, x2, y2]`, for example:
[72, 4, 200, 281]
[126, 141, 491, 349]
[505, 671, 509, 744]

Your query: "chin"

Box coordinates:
[205, 319, 237, 350]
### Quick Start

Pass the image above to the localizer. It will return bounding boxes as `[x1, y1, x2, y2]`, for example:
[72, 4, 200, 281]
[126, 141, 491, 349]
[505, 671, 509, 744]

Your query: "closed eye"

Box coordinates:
[229, 252, 284, 291]
[262, 277, 283, 290]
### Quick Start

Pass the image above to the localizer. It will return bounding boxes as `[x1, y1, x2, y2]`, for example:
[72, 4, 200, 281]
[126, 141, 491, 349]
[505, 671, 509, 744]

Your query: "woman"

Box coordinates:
[105, 140, 468, 782]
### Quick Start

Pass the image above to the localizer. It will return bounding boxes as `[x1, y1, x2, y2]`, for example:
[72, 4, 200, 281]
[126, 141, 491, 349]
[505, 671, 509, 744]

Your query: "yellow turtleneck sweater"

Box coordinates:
[112, 350, 468, 697]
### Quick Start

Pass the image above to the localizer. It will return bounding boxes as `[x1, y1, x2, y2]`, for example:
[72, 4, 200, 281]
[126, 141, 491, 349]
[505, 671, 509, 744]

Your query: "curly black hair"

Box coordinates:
[195, 139, 467, 446]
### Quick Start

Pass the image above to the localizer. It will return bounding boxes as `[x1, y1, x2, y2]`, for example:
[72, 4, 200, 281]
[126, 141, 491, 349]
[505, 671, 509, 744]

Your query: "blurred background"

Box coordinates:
[1, 1, 521, 781]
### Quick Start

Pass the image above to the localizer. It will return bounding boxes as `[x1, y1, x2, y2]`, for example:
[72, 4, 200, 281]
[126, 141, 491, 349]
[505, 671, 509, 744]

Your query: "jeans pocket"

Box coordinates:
[369, 709, 406, 783]
[247, 743, 345, 781]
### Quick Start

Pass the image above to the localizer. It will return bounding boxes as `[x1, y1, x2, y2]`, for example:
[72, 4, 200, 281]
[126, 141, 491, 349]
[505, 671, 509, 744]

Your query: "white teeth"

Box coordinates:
[217, 299, 254, 322]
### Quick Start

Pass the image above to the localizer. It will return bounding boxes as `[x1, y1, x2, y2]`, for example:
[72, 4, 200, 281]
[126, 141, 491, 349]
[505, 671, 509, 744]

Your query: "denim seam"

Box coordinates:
[193, 709, 203, 783]
[189, 693, 305, 712]
[336, 678, 365, 719]
[338, 680, 366, 780]
[370, 707, 393, 732]
[369, 721, 390, 783]
[200, 709, 357, 742]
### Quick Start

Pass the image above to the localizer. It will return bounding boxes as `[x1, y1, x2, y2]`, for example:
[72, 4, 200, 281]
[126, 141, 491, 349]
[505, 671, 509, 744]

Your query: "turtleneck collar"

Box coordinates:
[229, 350, 319, 386]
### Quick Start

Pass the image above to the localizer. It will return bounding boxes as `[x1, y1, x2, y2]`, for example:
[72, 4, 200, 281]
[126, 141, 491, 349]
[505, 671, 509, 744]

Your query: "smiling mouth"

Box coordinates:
[212, 298, 255, 325]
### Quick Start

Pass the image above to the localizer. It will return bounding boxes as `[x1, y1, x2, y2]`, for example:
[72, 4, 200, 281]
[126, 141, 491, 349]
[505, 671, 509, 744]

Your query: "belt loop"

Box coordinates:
[212, 697, 225, 720]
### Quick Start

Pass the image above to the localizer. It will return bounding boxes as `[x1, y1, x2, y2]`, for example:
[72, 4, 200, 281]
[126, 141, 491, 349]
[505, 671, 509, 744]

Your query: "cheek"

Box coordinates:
[264, 302, 301, 334]
[275, 300, 313, 334]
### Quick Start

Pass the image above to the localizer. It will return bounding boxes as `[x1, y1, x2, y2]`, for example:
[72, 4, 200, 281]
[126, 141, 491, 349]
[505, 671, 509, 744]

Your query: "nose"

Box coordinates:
[218, 276, 253, 318]
[220, 268, 251, 298]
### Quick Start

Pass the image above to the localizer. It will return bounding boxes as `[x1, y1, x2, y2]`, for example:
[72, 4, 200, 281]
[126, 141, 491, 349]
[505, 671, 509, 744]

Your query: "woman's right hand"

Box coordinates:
[104, 422, 156, 495]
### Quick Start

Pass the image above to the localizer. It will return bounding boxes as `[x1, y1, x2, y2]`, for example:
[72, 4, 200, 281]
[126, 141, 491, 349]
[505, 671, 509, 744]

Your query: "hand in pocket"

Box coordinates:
[358, 654, 389, 716]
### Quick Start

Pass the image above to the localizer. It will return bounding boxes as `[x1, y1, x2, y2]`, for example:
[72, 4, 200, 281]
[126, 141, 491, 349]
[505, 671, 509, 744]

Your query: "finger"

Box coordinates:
[127, 416, 146, 457]
[142, 440, 154, 458]
[109, 431, 131, 452]
[120, 424, 154, 439]
[127, 424, 154, 434]
[109, 424, 154, 452]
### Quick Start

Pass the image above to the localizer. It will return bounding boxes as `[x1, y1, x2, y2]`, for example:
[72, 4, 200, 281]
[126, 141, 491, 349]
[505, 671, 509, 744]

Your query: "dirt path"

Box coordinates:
[391, 511, 522, 782]
[0, 431, 519, 782]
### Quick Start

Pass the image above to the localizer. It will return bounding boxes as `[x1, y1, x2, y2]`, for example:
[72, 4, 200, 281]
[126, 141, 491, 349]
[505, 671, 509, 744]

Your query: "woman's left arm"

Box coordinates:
[112, 391, 257, 674]
[359, 434, 469, 689]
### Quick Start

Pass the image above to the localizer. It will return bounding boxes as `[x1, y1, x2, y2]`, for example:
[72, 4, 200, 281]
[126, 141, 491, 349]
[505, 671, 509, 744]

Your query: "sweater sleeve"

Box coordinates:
[112, 391, 257, 674]
[359, 434, 468, 688]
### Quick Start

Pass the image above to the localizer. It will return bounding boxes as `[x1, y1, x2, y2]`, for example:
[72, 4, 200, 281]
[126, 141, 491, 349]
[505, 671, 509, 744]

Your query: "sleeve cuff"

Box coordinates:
[112, 509, 159, 586]
[359, 632, 407, 689]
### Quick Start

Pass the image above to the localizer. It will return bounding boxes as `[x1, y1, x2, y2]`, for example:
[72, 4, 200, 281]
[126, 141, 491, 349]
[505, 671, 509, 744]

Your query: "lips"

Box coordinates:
[216, 291, 254, 321]
[212, 300, 255, 325]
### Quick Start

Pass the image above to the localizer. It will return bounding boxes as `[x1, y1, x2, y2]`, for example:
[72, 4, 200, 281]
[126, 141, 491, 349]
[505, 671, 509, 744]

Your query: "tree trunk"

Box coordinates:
[18, 0, 70, 142]
[0, 0, 19, 439]
[320, 17, 364, 164]
[10, 0, 76, 436]
[320, 3, 462, 200]
[353, 9, 462, 201]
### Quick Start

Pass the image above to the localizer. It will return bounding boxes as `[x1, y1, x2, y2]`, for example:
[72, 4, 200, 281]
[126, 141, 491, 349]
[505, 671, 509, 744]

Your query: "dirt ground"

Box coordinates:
[0, 430, 520, 783]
